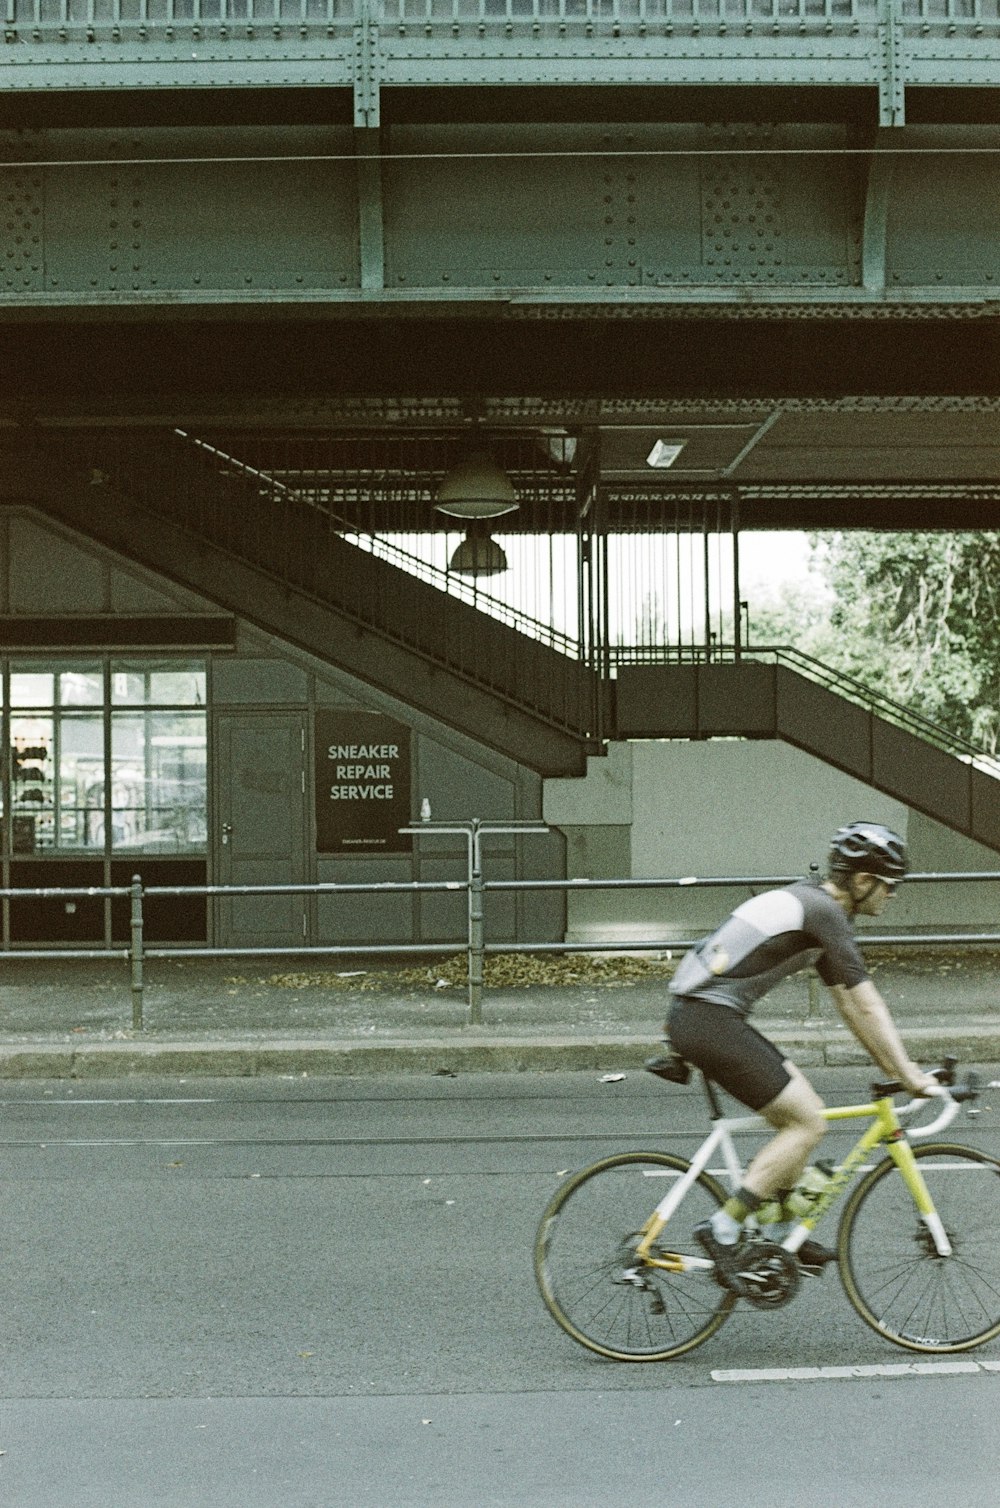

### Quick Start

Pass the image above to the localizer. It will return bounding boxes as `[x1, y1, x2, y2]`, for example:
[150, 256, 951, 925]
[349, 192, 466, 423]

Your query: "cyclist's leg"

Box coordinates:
[668, 1002, 826, 1201]
[668, 1001, 807, 1284]
[669, 1002, 830, 1285]
[741, 1067, 837, 1271]
[742, 1064, 827, 1202]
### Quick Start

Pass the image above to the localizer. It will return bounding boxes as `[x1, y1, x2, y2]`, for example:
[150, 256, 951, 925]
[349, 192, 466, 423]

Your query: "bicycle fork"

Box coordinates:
[883, 1132, 953, 1257]
[825, 1098, 955, 1258]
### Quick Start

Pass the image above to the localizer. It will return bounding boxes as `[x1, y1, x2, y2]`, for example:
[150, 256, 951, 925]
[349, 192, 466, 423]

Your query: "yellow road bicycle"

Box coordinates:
[534, 1054, 1000, 1361]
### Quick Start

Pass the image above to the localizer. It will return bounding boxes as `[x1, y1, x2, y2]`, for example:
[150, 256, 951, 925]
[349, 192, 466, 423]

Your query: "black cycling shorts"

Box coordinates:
[667, 996, 792, 1111]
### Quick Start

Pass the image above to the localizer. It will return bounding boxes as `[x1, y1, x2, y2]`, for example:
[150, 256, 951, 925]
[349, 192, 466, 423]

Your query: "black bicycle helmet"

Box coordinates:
[828, 821, 908, 882]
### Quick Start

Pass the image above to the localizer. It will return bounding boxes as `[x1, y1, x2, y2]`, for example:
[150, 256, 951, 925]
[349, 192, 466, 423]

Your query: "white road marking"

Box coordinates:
[0, 1098, 215, 1106]
[712, 1362, 995, 1382]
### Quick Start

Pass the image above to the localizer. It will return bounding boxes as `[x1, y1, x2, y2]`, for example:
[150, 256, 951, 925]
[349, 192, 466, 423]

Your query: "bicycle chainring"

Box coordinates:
[740, 1240, 801, 1309]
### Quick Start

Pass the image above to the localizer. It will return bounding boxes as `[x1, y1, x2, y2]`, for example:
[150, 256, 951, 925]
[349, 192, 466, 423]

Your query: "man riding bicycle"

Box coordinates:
[666, 820, 937, 1294]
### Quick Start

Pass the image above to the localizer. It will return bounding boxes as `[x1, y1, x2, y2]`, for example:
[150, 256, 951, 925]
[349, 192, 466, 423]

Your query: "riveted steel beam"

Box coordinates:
[878, 0, 905, 126]
[2, 1, 1000, 107]
[353, 2, 381, 129]
[356, 128, 385, 291]
[2, 119, 1000, 312]
[862, 128, 895, 293]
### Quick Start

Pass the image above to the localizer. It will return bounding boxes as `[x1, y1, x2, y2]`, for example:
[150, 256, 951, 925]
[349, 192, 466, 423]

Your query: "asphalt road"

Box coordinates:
[1, 1068, 998, 1506]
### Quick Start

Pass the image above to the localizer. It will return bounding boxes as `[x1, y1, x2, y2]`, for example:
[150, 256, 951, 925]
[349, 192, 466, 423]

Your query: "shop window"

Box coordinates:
[8, 660, 105, 855]
[109, 661, 207, 856]
[111, 662, 206, 708]
[3, 658, 207, 859]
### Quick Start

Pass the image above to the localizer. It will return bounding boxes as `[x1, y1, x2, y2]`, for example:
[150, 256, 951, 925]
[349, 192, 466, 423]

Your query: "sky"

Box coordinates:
[739, 531, 815, 593]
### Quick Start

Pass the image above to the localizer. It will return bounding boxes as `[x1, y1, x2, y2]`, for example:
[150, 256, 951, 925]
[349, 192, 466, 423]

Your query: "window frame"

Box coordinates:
[2, 656, 208, 861]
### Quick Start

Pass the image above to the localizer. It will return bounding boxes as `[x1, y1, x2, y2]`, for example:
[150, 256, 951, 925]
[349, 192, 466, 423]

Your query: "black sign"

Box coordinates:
[314, 711, 412, 855]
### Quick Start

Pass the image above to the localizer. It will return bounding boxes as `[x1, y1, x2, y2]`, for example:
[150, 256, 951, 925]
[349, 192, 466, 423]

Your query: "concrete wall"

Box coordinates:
[544, 740, 1000, 942]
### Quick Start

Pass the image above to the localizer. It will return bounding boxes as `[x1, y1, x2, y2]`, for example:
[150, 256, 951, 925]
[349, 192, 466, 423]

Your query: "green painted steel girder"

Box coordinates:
[2, 120, 1000, 312]
[2, 1, 1000, 128]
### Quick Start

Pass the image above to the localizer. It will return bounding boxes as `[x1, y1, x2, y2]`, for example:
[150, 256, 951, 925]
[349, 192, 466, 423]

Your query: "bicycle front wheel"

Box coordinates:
[839, 1142, 1000, 1354]
[534, 1151, 736, 1362]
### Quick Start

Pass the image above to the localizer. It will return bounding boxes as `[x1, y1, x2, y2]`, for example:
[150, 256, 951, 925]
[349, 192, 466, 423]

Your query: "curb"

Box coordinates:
[0, 1025, 997, 1077]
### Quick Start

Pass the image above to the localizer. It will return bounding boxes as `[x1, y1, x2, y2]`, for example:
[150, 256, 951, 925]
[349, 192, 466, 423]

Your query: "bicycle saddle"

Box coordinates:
[644, 1049, 691, 1085]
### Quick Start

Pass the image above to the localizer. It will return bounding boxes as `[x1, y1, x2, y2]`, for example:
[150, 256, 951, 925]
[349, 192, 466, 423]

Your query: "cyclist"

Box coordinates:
[666, 820, 938, 1294]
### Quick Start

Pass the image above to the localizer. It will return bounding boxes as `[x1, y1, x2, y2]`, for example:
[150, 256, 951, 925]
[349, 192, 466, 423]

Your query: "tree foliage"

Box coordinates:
[751, 533, 1000, 755]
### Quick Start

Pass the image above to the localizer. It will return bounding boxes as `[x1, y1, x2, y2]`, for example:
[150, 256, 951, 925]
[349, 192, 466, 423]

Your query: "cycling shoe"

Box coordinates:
[797, 1238, 837, 1274]
[693, 1221, 753, 1298]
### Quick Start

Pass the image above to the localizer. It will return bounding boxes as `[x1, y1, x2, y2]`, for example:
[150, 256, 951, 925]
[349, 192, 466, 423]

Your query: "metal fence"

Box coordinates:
[3, 819, 1000, 1030]
[5, 0, 999, 35]
[4, 0, 998, 133]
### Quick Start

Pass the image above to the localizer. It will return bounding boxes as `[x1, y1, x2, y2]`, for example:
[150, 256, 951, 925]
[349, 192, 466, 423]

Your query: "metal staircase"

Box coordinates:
[14, 427, 1000, 848]
[29, 429, 606, 777]
[616, 650, 1000, 852]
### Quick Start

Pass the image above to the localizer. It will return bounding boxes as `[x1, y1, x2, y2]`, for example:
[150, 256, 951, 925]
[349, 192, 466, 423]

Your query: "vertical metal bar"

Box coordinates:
[598, 488, 610, 741]
[130, 873, 144, 1030]
[703, 508, 712, 659]
[1, 656, 8, 951]
[732, 493, 742, 659]
[674, 501, 683, 659]
[103, 656, 113, 950]
[467, 822, 483, 1025]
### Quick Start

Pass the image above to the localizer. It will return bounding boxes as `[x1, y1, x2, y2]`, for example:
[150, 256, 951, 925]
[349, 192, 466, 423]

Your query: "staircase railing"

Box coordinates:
[754, 643, 1000, 780]
[78, 429, 604, 742]
[173, 430, 585, 660]
[613, 639, 1000, 780]
[72, 429, 1000, 784]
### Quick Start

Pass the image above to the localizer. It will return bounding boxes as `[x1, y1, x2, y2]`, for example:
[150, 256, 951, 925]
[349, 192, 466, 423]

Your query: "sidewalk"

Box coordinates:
[0, 948, 997, 1077]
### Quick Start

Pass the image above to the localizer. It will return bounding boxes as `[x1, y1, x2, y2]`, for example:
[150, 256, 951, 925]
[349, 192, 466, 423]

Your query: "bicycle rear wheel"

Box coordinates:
[534, 1151, 737, 1362]
[839, 1142, 1000, 1354]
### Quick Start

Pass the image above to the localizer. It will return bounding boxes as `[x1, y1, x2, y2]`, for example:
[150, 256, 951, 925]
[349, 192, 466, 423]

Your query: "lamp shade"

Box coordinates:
[448, 532, 509, 577]
[434, 451, 519, 520]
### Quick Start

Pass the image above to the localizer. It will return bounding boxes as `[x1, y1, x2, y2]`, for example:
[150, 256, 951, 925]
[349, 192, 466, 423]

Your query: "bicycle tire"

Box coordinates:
[534, 1150, 737, 1362]
[838, 1141, 1000, 1354]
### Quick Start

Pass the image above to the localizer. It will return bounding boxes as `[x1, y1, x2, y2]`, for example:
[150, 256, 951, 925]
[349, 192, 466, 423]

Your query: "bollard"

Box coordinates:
[130, 874, 145, 1030]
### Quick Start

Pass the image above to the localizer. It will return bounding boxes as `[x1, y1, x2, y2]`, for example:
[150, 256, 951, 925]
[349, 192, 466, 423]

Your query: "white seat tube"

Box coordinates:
[651, 1121, 745, 1225]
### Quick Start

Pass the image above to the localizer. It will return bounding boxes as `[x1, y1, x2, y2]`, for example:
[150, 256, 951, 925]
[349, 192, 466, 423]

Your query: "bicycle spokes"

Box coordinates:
[534, 1152, 737, 1362]
[840, 1145, 1000, 1354]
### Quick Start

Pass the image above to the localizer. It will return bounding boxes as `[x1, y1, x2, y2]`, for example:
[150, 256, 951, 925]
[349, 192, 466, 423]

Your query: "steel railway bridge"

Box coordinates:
[2, 5, 1000, 949]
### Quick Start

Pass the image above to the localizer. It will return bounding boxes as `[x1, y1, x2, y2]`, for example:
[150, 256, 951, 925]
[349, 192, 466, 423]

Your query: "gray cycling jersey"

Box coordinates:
[668, 877, 870, 1017]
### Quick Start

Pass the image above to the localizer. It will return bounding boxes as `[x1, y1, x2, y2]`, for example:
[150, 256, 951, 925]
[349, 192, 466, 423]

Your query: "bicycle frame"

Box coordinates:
[634, 1086, 964, 1274]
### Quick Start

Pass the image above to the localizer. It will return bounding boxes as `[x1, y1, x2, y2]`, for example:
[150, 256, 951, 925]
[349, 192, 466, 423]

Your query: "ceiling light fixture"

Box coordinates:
[434, 448, 519, 520]
[646, 440, 687, 469]
[447, 531, 509, 577]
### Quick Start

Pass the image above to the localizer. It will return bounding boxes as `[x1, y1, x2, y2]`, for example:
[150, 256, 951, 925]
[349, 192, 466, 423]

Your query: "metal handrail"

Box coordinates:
[4, 0, 996, 36]
[343, 532, 582, 663]
[748, 643, 1000, 774]
[3, 852, 999, 1032]
[177, 432, 582, 663]
[611, 640, 1000, 777]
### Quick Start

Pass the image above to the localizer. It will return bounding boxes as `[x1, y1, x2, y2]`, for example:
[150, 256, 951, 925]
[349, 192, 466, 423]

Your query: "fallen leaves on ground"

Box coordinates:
[264, 952, 678, 991]
[866, 946, 1000, 976]
[258, 946, 998, 995]
[267, 971, 383, 990]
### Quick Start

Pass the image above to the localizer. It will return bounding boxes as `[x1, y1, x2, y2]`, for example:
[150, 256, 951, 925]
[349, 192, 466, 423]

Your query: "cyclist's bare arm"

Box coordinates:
[826, 980, 937, 1095]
